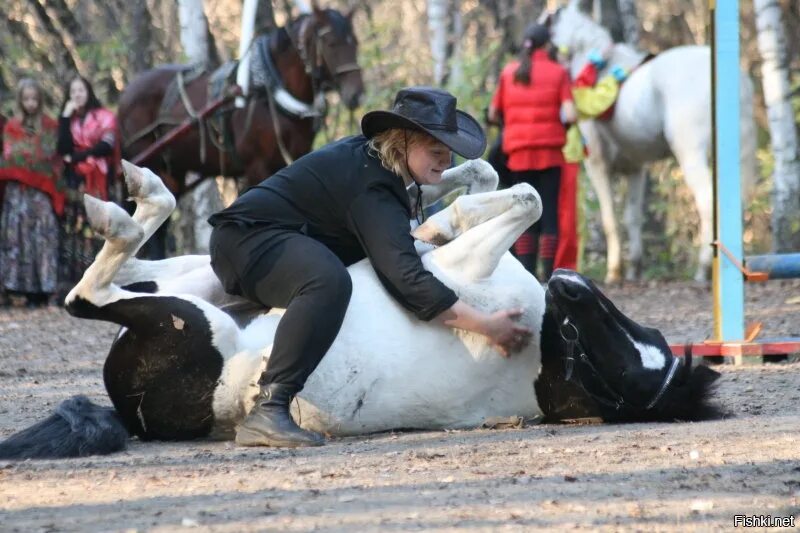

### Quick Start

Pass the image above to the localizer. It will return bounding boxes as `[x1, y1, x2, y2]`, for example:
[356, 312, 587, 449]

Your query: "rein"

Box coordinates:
[557, 315, 681, 411]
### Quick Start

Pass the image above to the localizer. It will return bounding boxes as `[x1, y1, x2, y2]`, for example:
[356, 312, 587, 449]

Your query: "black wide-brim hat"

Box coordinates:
[361, 86, 487, 160]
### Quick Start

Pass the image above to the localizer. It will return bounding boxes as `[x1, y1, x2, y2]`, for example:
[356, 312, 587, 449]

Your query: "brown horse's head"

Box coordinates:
[298, 5, 364, 110]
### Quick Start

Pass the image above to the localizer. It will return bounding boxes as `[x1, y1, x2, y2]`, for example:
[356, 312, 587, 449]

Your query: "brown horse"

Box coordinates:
[117, 6, 364, 197]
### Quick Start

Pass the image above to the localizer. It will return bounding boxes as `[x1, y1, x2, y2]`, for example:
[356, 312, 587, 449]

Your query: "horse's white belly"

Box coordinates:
[299, 254, 544, 435]
[213, 253, 545, 435]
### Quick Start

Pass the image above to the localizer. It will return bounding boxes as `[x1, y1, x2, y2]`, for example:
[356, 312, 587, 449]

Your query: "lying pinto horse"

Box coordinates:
[0, 160, 721, 459]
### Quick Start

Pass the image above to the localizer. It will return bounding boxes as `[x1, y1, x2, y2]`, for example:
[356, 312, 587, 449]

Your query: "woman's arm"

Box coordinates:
[436, 300, 532, 357]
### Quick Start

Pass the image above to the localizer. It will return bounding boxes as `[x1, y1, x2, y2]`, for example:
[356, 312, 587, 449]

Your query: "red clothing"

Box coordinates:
[554, 161, 579, 270]
[68, 108, 121, 200]
[0, 116, 64, 215]
[491, 49, 572, 171]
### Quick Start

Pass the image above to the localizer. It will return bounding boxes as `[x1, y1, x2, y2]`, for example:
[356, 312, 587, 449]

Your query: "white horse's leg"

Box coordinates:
[584, 154, 623, 284]
[413, 183, 536, 246]
[427, 184, 542, 281]
[623, 169, 647, 281]
[672, 146, 713, 282]
[121, 160, 176, 252]
[66, 197, 145, 305]
[112, 162, 233, 302]
[418, 159, 499, 206]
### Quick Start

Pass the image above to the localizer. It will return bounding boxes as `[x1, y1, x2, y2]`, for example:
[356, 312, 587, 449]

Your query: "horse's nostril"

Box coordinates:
[562, 283, 581, 301]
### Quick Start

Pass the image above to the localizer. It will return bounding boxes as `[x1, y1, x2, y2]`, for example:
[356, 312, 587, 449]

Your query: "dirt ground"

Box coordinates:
[1, 279, 799, 532]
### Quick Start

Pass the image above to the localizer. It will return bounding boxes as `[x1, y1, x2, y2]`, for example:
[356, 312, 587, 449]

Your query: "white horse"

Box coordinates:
[544, 1, 756, 282]
[0, 160, 720, 459]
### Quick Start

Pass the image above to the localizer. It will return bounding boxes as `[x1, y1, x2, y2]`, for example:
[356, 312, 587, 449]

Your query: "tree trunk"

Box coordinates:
[428, 0, 449, 85]
[754, 0, 800, 251]
[446, 0, 464, 90]
[178, 0, 210, 65]
[617, 0, 640, 46]
[592, 0, 624, 43]
[128, 0, 154, 74]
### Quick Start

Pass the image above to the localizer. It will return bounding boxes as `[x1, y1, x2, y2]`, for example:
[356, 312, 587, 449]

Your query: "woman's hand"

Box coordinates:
[481, 308, 533, 357]
[437, 301, 533, 358]
[62, 100, 77, 117]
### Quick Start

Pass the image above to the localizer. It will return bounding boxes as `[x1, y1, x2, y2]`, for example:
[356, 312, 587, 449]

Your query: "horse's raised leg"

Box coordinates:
[121, 160, 177, 256]
[623, 169, 647, 281]
[418, 159, 499, 206]
[66, 197, 146, 307]
[413, 181, 537, 247]
[584, 154, 623, 284]
[423, 184, 542, 281]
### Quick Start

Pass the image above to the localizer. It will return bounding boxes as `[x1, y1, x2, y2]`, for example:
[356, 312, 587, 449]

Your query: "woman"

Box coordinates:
[0, 79, 62, 307]
[488, 24, 576, 280]
[209, 87, 532, 448]
[56, 75, 121, 298]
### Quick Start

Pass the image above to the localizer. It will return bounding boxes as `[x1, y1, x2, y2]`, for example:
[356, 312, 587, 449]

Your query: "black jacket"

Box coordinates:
[208, 135, 457, 321]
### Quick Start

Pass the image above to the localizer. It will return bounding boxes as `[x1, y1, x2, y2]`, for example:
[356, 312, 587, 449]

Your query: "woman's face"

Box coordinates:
[21, 87, 40, 115]
[69, 79, 89, 109]
[406, 139, 451, 185]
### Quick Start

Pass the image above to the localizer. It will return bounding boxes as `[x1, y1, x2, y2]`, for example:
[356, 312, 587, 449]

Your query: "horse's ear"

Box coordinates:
[310, 0, 323, 15]
[345, 6, 356, 21]
[537, 10, 551, 26]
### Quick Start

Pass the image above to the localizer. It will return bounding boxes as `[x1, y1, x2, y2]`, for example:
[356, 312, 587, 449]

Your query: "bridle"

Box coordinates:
[292, 13, 361, 95]
[557, 313, 681, 412]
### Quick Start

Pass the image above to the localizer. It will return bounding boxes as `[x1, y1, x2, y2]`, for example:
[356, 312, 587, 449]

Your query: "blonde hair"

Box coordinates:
[367, 128, 443, 179]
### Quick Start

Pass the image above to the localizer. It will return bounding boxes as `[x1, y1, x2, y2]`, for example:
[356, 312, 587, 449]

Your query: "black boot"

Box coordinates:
[235, 383, 324, 447]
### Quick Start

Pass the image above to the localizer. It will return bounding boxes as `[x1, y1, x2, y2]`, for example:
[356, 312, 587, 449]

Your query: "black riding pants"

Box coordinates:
[209, 223, 352, 391]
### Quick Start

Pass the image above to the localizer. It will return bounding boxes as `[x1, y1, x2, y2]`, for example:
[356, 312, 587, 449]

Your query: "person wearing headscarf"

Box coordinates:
[0, 78, 61, 307]
[208, 87, 532, 448]
[56, 75, 121, 298]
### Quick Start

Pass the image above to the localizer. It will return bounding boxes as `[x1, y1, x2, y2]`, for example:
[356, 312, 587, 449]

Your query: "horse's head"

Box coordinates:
[297, 6, 364, 109]
[539, 1, 613, 75]
[537, 269, 723, 423]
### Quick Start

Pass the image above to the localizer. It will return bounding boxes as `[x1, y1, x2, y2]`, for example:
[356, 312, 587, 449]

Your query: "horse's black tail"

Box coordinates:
[0, 395, 129, 459]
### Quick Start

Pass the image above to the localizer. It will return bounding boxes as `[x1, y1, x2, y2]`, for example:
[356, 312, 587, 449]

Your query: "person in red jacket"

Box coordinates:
[489, 24, 575, 280]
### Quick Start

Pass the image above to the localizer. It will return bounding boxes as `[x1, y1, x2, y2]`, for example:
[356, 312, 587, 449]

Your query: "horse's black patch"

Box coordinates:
[121, 281, 159, 294]
[68, 295, 224, 441]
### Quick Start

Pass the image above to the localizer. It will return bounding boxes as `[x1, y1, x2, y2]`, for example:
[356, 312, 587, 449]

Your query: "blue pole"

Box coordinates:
[746, 253, 800, 279]
[714, 0, 745, 341]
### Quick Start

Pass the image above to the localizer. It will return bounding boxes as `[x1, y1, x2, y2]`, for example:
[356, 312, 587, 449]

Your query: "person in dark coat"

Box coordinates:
[208, 87, 533, 448]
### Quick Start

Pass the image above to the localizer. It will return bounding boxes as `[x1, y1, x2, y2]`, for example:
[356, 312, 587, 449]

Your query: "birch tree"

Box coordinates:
[178, 0, 210, 65]
[428, 0, 449, 85]
[427, 0, 464, 87]
[754, 0, 800, 250]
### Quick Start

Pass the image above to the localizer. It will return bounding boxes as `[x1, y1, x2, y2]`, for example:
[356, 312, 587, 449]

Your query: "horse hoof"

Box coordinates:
[412, 219, 455, 246]
[121, 160, 171, 202]
[84, 194, 144, 243]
